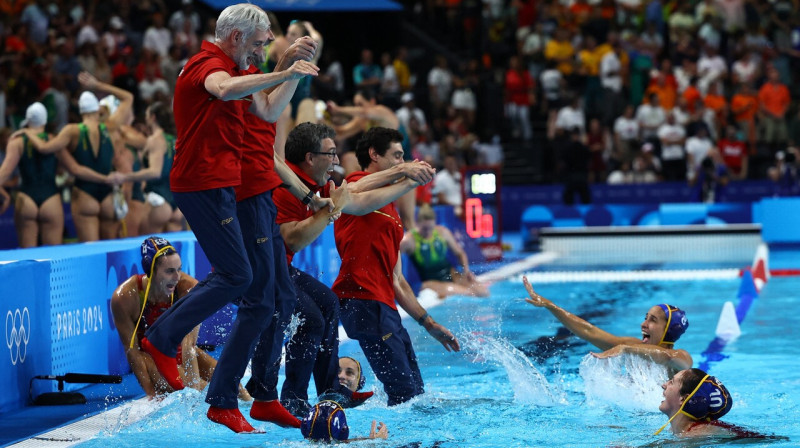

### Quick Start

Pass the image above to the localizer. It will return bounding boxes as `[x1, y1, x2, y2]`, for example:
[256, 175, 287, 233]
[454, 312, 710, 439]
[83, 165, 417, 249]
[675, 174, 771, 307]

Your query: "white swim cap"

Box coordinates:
[79, 91, 100, 114]
[20, 102, 47, 128]
[99, 95, 120, 116]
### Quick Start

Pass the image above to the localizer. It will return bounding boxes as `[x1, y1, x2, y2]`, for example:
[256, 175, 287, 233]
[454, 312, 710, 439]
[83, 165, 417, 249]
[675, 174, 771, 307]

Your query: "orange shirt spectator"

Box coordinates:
[645, 82, 677, 110]
[683, 85, 702, 113]
[703, 93, 727, 116]
[730, 92, 758, 123]
[758, 80, 791, 118]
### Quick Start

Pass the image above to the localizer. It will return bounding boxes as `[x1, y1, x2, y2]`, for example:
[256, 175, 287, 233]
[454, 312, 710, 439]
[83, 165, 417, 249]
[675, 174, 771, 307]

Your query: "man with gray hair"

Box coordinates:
[140, 3, 325, 433]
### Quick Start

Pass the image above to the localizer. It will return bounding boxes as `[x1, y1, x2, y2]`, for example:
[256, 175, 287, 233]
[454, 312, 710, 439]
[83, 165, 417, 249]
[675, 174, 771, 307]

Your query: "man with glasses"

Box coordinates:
[272, 122, 435, 416]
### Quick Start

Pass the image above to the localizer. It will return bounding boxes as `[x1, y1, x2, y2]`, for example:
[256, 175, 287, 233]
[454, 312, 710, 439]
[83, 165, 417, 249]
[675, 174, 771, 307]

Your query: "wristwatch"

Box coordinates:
[301, 190, 315, 205]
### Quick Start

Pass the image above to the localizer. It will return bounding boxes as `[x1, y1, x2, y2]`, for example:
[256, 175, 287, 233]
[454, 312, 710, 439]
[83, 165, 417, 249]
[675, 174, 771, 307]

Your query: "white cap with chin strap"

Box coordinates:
[20, 102, 48, 128]
[79, 91, 100, 114]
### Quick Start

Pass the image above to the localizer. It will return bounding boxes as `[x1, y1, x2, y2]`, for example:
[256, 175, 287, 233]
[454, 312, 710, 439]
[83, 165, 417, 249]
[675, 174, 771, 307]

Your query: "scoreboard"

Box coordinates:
[462, 166, 502, 261]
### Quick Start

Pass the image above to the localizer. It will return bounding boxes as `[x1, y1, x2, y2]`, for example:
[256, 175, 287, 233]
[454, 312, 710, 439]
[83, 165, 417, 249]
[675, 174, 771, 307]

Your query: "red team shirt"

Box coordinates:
[234, 65, 284, 201]
[272, 162, 330, 265]
[718, 138, 747, 176]
[171, 41, 249, 192]
[332, 171, 404, 310]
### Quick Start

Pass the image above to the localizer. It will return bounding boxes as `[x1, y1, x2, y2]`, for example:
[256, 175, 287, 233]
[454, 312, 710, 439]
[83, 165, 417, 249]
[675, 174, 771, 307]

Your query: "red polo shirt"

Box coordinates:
[273, 162, 331, 265]
[235, 65, 284, 201]
[332, 171, 404, 310]
[171, 41, 249, 192]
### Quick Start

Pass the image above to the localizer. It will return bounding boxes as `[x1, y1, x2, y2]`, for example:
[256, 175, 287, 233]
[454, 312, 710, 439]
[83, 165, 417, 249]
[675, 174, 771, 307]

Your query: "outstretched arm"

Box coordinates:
[523, 276, 639, 351]
[78, 71, 134, 129]
[279, 181, 348, 254]
[438, 225, 472, 278]
[591, 344, 693, 371]
[394, 254, 461, 352]
[342, 177, 419, 216]
[346, 160, 434, 193]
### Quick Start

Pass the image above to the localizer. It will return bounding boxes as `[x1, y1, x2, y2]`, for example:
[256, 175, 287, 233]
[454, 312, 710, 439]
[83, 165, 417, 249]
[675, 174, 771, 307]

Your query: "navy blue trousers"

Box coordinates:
[281, 267, 340, 403]
[146, 187, 252, 387]
[233, 191, 296, 406]
[339, 298, 424, 406]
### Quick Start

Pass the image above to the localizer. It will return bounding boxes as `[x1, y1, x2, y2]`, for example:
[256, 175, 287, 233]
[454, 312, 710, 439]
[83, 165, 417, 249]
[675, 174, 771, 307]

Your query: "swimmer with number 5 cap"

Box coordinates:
[522, 276, 692, 374]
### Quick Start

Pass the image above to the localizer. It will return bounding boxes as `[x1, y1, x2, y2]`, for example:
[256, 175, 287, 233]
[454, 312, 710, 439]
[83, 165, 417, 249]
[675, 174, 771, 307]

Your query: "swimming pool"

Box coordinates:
[74, 265, 798, 447]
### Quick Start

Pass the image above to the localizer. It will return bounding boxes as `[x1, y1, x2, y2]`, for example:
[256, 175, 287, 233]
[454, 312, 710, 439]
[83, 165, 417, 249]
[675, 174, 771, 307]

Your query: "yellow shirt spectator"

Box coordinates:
[545, 39, 575, 76]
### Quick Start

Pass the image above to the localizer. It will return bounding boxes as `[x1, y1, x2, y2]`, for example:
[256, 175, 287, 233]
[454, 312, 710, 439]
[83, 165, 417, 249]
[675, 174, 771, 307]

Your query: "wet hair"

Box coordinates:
[355, 89, 375, 103]
[417, 203, 436, 221]
[679, 368, 707, 397]
[285, 122, 336, 165]
[355, 127, 403, 170]
[147, 101, 176, 135]
[288, 20, 309, 37]
[215, 4, 269, 43]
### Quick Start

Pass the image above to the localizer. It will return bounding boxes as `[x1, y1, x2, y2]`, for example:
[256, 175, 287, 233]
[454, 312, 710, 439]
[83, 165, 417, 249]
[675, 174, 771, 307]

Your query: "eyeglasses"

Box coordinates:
[311, 151, 338, 158]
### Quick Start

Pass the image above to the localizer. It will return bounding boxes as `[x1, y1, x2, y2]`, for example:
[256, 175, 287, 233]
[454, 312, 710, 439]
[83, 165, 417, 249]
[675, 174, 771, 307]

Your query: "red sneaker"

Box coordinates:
[250, 400, 301, 428]
[207, 406, 263, 434]
[141, 337, 184, 391]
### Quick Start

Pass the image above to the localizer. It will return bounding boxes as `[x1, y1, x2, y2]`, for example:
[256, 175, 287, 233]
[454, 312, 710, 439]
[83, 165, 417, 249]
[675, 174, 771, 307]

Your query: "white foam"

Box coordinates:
[579, 354, 668, 411]
[463, 335, 564, 406]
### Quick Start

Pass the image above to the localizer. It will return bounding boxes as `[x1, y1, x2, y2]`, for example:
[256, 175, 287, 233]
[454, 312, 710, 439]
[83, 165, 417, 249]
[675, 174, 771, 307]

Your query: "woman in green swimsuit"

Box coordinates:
[18, 72, 131, 241]
[111, 102, 185, 233]
[0, 102, 63, 247]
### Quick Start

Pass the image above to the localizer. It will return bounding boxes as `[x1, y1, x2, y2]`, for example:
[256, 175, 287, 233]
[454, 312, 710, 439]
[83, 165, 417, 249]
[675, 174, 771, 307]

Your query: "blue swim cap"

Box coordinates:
[141, 236, 176, 276]
[682, 375, 733, 421]
[658, 304, 689, 345]
[301, 400, 349, 442]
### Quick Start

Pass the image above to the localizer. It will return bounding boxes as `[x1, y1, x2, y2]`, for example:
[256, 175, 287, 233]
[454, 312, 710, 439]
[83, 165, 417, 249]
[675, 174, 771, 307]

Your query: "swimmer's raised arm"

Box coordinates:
[523, 276, 639, 351]
[591, 343, 693, 371]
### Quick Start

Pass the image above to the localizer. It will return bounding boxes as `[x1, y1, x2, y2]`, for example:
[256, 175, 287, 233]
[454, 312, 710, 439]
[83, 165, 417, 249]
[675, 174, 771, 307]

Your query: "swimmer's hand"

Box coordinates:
[523, 276, 553, 309]
[328, 179, 350, 215]
[591, 345, 626, 359]
[423, 318, 461, 352]
[369, 421, 388, 439]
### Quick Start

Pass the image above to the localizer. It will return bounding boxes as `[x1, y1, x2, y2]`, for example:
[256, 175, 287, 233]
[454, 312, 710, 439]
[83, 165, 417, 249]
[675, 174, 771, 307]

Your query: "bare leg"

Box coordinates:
[125, 199, 146, 237]
[14, 193, 40, 248]
[98, 193, 118, 240]
[71, 188, 101, 242]
[38, 194, 64, 246]
[143, 202, 171, 234]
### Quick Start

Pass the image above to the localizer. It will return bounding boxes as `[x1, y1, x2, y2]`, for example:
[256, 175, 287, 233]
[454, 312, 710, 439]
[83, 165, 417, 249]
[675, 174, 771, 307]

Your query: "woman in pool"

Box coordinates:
[522, 276, 692, 373]
[655, 368, 767, 439]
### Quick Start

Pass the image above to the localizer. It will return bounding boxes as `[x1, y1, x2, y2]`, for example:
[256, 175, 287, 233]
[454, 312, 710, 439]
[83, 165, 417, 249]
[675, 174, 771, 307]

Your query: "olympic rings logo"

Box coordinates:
[5, 308, 30, 365]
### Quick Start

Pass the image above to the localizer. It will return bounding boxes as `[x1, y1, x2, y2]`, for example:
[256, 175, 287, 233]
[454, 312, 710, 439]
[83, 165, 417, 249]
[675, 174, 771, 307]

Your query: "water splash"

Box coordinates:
[579, 353, 667, 410]
[463, 335, 564, 406]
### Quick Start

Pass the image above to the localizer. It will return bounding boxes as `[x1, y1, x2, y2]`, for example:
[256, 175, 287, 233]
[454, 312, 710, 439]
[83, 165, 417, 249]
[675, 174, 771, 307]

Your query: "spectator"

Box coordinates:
[758, 66, 791, 153]
[392, 46, 411, 92]
[168, 0, 201, 34]
[379, 51, 400, 109]
[396, 92, 427, 133]
[504, 55, 534, 141]
[353, 49, 382, 97]
[636, 93, 667, 140]
[432, 154, 463, 216]
[143, 12, 172, 58]
[657, 113, 687, 181]
[586, 118, 607, 182]
[730, 83, 758, 147]
[691, 150, 729, 202]
[544, 28, 575, 80]
[138, 64, 169, 104]
[613, 104, 640, 165]
[719, 125, 749, 180]
[560, 128, 591, 204]
[686, 126, 715, 178]
[731, 51, 761, 88]
[553, 94, 585, 138]
[427, 55, 453, 119]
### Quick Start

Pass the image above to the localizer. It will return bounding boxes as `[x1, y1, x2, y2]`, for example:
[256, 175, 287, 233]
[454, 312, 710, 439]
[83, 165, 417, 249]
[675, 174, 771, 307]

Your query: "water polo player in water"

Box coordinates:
[522, 276, 692, 374]
[655, 368, 771, 439]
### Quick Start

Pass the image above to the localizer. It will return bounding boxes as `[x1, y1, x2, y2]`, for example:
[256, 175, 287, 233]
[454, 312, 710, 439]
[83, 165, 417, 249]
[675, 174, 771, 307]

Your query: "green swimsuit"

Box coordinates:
[409, 229, 453, 282]
[73, 123, 114, 202]
[19, 133, 59, 206]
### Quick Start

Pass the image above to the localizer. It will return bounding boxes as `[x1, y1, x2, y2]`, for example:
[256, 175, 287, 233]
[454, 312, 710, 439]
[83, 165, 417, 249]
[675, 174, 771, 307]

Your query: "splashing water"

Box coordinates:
[463, 335, 565, 406]
[579, 353, 668, 410]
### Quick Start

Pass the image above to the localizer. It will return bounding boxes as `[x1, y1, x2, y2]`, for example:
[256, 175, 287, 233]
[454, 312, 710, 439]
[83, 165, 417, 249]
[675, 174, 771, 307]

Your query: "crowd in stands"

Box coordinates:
[3, 0, 800, 246]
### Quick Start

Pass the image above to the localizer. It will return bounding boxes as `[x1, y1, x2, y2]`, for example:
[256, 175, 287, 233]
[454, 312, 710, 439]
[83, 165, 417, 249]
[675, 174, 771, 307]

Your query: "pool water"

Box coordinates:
[77, 274, 799, 447]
